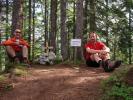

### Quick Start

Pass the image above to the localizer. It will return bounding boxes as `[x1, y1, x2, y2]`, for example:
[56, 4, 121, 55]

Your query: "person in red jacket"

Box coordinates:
[84, 32, 121, 72]
[2, 29, 30, 64]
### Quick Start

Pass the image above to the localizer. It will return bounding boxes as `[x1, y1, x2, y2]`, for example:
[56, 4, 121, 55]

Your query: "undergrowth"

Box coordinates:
[101, 65, 133, 100]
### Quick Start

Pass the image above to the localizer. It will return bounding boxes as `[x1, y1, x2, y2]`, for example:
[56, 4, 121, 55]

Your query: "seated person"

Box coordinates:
[2, 29, 30, 65]
[84, 32, 121, 72]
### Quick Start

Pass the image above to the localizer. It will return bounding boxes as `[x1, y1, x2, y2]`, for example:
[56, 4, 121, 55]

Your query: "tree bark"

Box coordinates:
[28, 0, 32, 60]
[75, 0, 84, 60]
[105, 0, 109, 46]
[11, 0, 23, 34]
[0, 1, 2, 13]
[73, 1, 76, 38]
[84, 0, 89, 35]
[128, 7, 132, 64]
[89, 0, 96, 31]
[6, 0, 9, 40]
[44, 0, 48, 45]
[50, 0, 57, 53]
[32, 0, 35, 61]
[60, 0, 68, 61]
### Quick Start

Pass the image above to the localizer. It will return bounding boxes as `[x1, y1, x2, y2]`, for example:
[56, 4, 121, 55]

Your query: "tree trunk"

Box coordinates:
[32, 0, 35, 62]
[128, 8, 132, 64]
[84, 0, 89, 35]
[6, 0, 9, 40]
[75, 0, 84, 60]
[50, 0, 57, 53]
[73, 1, 76, 38]
[89, 0, 96, 31]
[44, 0, 49, 45]
[0, 25, 1, 68]
[0, 1, 2, 13]
[11, 0, 23, 34]
[72, 1, 76, 60]
[105, 0, 109, 46]
[28, 0, 32, 60]
[60, 0, 68, 61]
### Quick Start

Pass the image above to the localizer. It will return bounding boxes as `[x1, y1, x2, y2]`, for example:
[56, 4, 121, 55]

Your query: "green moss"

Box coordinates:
[0, 75, 6, 82]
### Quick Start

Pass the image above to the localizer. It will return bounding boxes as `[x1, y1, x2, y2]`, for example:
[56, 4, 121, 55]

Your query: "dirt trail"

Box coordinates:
[0, 64, 111, 100]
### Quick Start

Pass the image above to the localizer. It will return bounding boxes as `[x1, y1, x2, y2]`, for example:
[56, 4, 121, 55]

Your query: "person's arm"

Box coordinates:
[86, 47, 107, 54]
[102, 45, 110, 53]
[98, 42, 110, 54]
[19, 39, 30, 47]
[2, 37, 19, 46]
[1, 39, 14, 46]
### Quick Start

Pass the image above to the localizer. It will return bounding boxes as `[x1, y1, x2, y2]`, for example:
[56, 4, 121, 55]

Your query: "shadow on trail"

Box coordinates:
[0, 64, 111, 100]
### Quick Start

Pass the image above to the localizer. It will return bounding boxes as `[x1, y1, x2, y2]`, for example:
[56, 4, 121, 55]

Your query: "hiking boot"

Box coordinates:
[101, 60, 112, 72]
[108, 60, 122, 69]
[102, 59, 122, 72]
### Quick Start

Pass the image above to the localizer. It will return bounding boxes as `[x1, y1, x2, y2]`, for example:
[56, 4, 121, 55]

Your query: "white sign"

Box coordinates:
[70, 39, 81, 47]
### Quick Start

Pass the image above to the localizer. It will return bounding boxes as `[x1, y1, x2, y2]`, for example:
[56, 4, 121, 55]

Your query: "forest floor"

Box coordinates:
[0, 63, 112, 100]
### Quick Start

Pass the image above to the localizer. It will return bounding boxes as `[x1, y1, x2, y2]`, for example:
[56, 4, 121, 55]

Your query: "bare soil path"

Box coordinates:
[0, 64, 111, 100]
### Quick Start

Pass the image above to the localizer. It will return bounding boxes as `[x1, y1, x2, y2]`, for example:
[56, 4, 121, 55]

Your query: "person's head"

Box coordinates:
[13, 29, 22, 39]
[88, 32, 99, 42]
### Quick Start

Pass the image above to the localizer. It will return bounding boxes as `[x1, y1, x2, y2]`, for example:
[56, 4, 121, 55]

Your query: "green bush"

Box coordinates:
[103, 84, 133, 100]
[101, 65, 133, 100]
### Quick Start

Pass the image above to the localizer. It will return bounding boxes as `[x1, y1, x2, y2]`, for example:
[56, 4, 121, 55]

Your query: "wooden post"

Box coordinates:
[74, 47, 77, 64]
[44, 41, 53, 54]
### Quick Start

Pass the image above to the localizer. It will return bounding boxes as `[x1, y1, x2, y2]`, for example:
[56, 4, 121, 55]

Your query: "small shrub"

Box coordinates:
[101, 65, 133, 100]
[103, 84, 133, 100]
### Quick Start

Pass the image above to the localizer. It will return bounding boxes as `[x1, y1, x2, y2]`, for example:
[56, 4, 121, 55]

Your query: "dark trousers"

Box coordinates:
[86, 60, 100, 68]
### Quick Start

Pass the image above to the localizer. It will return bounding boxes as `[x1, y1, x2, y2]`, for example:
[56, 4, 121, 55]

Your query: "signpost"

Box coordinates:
[70, 39, 81, 47]
[70, 39, 81, 64]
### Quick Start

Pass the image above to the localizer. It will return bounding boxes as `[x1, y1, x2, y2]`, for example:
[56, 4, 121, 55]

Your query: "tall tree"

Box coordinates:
[89, 0, 96, 31]
[60, 0, 68, 61]
[105, 0, 109, 46]
[72, 0, 76, 60]
[11, 0, 23, 34]
[28, 0, 32, 60]
[0, 8, 1, 68]
[84, 0, 89, 35]
[50, 0, 57, 52]
[73, 0, 76, 38]
[0, 1, 2, 14]
[44, 0, 48, 45]
[127, 0, 132, 64]
[75, 0, 84, 60]
[6, 0, 9, 40]
[32, 0, 35, 61]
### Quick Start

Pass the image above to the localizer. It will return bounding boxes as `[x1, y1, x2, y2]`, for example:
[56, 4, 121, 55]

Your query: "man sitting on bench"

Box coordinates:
[2, 29, 30, 65]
